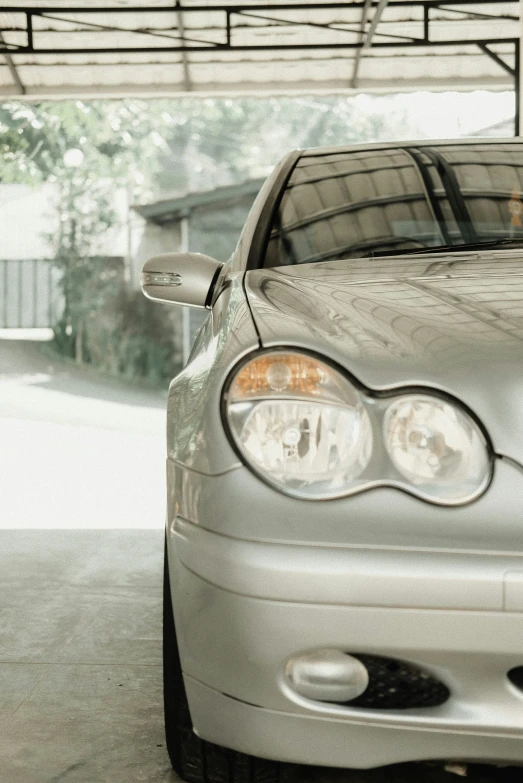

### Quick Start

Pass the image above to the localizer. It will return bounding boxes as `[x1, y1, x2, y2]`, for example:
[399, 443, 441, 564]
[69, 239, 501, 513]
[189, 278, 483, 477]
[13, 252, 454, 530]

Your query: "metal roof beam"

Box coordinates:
[437, 5, 518, 21]
[39, 12, 214, 48]
[0, 1, 518, 57]
[175, 1, 192, 92]
[478, 43, 515, 76]
[236, 7, 422, 51]
[363, 0, 390, 48]
[0, 0, 517, 100]
[1, 38, 517, 56]
[351, 0, 373, 88]
[351, 0, 389, 88]
[0, 33, 25, 94]
[0, 2, 517, 10]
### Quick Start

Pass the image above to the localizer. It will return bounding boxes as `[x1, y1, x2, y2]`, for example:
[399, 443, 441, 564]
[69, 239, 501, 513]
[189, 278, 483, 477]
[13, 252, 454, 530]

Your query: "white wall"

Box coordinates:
[129, 212, 182, 289]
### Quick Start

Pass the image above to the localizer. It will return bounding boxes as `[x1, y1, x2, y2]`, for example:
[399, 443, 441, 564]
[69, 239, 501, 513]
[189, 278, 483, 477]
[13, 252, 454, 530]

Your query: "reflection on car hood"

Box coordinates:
[245, 251, 523, 462]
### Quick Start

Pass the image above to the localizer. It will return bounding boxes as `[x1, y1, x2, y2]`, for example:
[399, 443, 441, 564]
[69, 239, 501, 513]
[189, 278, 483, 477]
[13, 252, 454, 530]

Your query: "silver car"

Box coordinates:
[142, 139, 523, 782]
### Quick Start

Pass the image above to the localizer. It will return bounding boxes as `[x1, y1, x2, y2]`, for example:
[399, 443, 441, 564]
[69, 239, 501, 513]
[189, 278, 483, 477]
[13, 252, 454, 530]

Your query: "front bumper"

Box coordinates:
[184, 674, 523, 769]
[167, 456, 523, 768]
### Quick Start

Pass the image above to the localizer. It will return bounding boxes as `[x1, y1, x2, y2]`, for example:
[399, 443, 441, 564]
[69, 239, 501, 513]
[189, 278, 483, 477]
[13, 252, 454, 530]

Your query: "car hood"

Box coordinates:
[244, 251, 523, 463]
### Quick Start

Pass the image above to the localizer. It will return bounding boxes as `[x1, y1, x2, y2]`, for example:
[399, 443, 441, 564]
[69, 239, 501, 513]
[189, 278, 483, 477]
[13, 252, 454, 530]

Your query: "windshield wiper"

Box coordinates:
[369, 239, 523, 258]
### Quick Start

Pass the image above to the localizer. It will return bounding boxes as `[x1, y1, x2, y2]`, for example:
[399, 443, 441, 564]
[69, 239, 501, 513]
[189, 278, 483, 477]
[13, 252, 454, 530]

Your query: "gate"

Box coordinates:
[0, 259, 63, 328]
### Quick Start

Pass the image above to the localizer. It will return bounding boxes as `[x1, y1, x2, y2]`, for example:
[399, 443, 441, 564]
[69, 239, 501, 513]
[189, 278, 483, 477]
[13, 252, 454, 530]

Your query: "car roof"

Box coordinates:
[299, 137, 523, 157]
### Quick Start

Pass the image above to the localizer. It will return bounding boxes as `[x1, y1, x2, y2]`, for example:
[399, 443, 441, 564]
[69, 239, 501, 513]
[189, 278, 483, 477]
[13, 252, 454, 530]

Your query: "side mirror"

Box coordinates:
[140, 252, 221, 308]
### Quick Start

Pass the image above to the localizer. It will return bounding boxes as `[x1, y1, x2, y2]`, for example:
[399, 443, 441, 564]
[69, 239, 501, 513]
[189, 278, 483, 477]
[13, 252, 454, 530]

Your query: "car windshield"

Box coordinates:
[262, 143, 523, 267]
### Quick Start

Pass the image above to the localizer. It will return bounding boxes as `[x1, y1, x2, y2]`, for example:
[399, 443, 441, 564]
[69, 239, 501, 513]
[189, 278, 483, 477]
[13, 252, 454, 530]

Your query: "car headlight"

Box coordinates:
[383, 396, 491, 502]
[225, 352, 373, 499]
[224, 351, 492, 504]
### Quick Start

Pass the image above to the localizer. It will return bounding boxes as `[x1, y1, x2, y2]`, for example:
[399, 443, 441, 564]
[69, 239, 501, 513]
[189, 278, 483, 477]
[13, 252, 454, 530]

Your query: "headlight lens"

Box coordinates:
[226, 352, 372, 499]
[383, 396, 490, 501]
[224, 351, 491, 504]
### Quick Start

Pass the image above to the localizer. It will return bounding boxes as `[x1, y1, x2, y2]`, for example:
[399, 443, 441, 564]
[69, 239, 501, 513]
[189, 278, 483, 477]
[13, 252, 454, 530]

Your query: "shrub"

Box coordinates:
[82, 287, 182, 386]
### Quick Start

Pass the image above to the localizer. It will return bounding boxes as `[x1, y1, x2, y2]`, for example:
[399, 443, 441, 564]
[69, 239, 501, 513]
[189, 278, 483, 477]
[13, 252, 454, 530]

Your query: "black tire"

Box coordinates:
[163, 544, 289, 783]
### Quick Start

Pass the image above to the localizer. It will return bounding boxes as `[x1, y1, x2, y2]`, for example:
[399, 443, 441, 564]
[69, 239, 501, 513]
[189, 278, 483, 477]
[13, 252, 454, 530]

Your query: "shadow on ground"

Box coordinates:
[289, 762, 523, 782]
[0, 338, 166, 407]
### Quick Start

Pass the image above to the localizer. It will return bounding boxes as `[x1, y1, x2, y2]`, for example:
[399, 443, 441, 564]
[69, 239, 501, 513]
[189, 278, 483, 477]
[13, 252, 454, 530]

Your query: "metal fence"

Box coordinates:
[0, 259, 63, 328]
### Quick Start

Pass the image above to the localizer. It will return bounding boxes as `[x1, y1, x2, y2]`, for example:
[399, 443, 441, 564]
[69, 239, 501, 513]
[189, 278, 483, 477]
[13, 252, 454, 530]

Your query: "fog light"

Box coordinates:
[507, 666, 523, 693]
[286, 650, 369, 703]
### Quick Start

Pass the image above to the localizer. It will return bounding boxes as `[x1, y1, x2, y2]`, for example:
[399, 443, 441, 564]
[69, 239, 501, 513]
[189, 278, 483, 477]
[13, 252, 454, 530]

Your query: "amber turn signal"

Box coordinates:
[230, 353, 324, 400]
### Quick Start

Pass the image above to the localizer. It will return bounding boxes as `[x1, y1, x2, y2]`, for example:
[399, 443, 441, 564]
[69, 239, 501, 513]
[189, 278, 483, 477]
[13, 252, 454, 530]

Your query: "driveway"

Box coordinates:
[0, 527, 520, 783]
[0, 338, 166, 529]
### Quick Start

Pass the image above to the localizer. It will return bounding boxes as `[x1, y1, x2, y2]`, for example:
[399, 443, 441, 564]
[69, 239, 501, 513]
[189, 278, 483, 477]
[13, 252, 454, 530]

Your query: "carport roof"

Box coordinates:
[0, 1, 520, 99]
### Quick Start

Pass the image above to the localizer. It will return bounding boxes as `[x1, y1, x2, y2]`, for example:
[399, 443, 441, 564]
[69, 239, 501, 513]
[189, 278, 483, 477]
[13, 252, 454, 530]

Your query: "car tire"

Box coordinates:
[163, 543, 290, 783]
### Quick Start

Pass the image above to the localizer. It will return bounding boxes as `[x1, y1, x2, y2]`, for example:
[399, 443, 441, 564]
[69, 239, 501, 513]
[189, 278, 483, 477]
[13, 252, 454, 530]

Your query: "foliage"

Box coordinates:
[51, 253, 124, 361]
[0, 100, 162, 185]
[0, 95, 424, 382]
[0, 101, 149, 366]
[83, 288, 182, 384]
[150, 95, 421, 195]
[49, 171, 120, 343]
[0, 96, 422, 195]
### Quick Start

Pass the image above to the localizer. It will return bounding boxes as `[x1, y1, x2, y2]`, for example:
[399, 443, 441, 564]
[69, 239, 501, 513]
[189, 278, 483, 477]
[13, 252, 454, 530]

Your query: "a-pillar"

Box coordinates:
[180, 216, 192, 364]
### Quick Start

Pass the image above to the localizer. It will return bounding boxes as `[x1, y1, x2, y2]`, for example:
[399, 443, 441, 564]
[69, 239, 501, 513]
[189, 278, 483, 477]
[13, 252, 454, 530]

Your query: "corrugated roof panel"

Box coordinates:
[0, 1, 519, 97]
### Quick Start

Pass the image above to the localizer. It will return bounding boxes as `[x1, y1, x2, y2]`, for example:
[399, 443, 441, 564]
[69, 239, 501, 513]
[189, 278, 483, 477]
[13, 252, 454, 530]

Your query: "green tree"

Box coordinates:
[0, 101, 165, 359]
[0, 95, 422, 380]
[50, 171, 119, 362]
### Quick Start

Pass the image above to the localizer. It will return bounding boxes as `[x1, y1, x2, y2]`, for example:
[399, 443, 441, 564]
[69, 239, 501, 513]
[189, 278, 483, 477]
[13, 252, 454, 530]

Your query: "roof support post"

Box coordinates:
[351, 0, 389, 89]
[477, 38, 518, 134]
[175, 0, 192, 92]
[423, 5, 429, 42]
[0, 33, 25, 94]
[519, 0, 523, 135]
[351, 0, 372, 88]
[26, 12, 33, 51]
[516, 37, 521, 135]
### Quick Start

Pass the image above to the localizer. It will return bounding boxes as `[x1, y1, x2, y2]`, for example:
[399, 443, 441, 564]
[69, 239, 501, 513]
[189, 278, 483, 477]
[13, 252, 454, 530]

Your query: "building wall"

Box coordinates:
[130, 214, 182, 288]
[0, 183, 128, 328]
[188, 200, 253, 261]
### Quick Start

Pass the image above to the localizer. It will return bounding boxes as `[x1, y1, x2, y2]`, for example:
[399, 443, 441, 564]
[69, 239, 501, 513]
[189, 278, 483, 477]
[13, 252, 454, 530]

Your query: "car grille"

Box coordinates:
[344, 654, 450, 710]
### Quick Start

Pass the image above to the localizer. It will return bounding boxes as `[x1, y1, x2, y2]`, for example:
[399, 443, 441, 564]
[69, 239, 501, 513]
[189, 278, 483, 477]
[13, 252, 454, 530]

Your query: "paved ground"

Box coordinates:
[1, 529, 522, 783]
[0, 529, 170, 783]
[1, 339, 522, 782]
[0, 338, 166, 529]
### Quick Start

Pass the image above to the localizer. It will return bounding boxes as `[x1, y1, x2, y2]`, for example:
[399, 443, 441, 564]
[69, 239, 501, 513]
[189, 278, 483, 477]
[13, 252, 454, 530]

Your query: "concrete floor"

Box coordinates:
[0, 529, 170, 783]
[1, 529, 522, 783]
